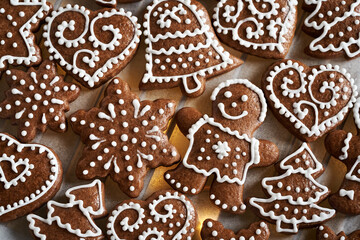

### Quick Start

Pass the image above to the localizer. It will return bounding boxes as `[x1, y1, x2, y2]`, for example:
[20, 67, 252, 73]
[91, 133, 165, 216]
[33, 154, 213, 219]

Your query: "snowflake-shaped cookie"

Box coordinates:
[70, 78, 180, 197]
[0, 0, 52, 70]
[0, 60, 80, 142]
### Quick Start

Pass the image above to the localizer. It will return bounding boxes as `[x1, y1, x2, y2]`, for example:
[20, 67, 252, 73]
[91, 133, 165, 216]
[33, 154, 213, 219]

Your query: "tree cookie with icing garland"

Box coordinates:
[249, 143, 336, 234]
[0, 133, 62, 222]
[303, 0, 360, 59]
[165, 79, 279, 214]
[43, 4, 141, 89]
[317, 225, 360, 240]
[95, 0, 141, 8]
[262, 59, 358, 142]
[325, 98, 360, 215]
[0, 60, 80, 143]
[27, 179, 107, 240]
[213, 0, 298, 59]
[201, 219, 270, 240]
[106, 190, 196, 240]
[140, 0, 243, 98]
[70, 78, 180, 198]
[0, 0, 52, 71]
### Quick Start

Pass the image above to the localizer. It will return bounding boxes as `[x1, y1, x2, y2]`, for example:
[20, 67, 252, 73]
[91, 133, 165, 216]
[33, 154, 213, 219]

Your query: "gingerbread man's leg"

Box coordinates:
[165, 165, 208, 195]
[210, 181, 246, 214]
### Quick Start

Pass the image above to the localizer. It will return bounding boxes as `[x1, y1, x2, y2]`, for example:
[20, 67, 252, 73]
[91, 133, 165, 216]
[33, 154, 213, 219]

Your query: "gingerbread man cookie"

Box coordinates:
[303, 0, 360, 59]
[165, 79, 279, 214]
[0, 133, 62, 222]
[201, 219, 270, 240]
[27, 179, 107, 240]
[317, 225, 360, 240]
[325, 98, 360, 215]
[140, 0, 243, 98]
[43, 4, 141, 88]
[262, 59, 358, 142]
[213, 0, 298, 59]
[106, 190, 197, 240]
[249, 143, 336, 233]
[70, 78, 180, 198]
[0, 0, 52, 71]
[0, 60, 80, 143]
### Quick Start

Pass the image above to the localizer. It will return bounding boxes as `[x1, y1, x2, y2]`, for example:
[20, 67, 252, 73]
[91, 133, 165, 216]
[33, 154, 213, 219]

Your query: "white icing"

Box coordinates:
[96, 0, 117, 7]
[0, 0, 51, 69]
[345, 156, 360, 183]
[27, 180, 104, 239]
[339, 188, 355, 200]
[43, 5, 141, 88]
[265, 60, 358, 137]
[354, 97, 360, 130]
[304, 0, 360, 58]
[339, 132, 352, 160]
[213, 0, 298, 53]
[142, 0, 235, 95]
[0, 133, 60, 218]
[249, 143, 336, 233]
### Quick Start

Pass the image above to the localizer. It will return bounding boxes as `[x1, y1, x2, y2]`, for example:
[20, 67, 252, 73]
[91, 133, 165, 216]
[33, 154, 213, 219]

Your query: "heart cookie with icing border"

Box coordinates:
[262, 59, 358, 142]
[43, 4, 141, 88]
[0, 133, 62, 222]
[106, 190, 197, 240]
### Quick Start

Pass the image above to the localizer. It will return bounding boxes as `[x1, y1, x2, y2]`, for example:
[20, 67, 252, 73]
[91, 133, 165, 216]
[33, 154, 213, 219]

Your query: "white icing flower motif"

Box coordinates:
[212, 141, 231, 160]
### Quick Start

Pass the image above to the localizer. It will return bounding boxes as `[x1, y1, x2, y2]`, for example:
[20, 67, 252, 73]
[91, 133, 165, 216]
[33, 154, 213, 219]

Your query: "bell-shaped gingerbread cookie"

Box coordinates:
[165, 79, 279, 214]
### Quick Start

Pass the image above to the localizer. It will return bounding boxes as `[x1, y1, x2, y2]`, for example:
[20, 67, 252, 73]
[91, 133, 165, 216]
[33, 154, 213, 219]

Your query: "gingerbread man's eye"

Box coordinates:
[224, 91, 232, 98]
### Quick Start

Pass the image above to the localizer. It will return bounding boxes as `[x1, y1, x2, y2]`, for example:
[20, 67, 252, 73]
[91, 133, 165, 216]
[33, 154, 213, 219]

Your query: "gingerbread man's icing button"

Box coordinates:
[0, 0, 52, 71]
[0, 60, 80, 143]
[140, 0, 243, 98]
[316, 225, 360, 240]
[325, 98, 360, 215]
[165, 79, 279, 214]
[213, 0, 298, 59]
[70, 78, 180, 198]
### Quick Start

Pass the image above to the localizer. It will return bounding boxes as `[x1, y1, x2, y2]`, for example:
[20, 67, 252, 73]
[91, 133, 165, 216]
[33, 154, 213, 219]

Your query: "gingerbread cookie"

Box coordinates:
[95, 0, 141, 7]
[262, 59, 358, 142]
[0, 0, 52, 71]
[70, 78, 180, 198]
[213, 0, 298, 59]
[249, 143, 336, 233]
[303, 1, 360, 59]
[140, 0, 243, 98]
[165, 79, 279, 214]
[27, 179, 106, 240]
[325, 98, 360, 215]
[317, 225, 360, 240]
[106, 190, 196, 240]
[43, 4, 141, 88]
[0, 133, 62, 222]
[0, 60, 80, 143]
[201, 219, 270, 240]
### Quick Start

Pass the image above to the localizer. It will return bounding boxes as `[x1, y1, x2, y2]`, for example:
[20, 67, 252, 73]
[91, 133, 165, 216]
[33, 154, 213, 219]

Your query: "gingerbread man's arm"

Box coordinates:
[252, 140, 279, 168]
[176, 107, 203, 135]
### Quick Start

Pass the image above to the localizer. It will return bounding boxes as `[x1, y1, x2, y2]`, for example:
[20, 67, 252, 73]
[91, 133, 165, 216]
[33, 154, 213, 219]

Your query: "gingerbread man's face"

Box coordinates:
[211, 79, 267, 134]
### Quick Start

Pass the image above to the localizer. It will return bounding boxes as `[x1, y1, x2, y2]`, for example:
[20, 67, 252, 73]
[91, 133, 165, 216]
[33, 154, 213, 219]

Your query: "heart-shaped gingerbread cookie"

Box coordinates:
[262, 59, 358, 142]
[43, 4, 141, 88]
[213, 0, 298, 59]
[0, 133, 62, 222]
[106, 190, 197, 240]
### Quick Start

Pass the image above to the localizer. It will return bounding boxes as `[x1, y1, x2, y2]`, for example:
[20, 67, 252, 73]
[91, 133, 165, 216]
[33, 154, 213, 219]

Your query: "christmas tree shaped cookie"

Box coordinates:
[325, 98, 360, 215]
[249, 143, 336, 233]
[303, 0, 360, 59]
[317, 225, 360, 240]
[27, 180, 107, 240]
[0, 0, 52, 71]
[0, 60, 80, 143]
[140, 0, 243, 98]
[165, 79, 279, 214]
[213, 0, 298, 59]
[201, 219, 270, 240]
[70, 78, 180, 198]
